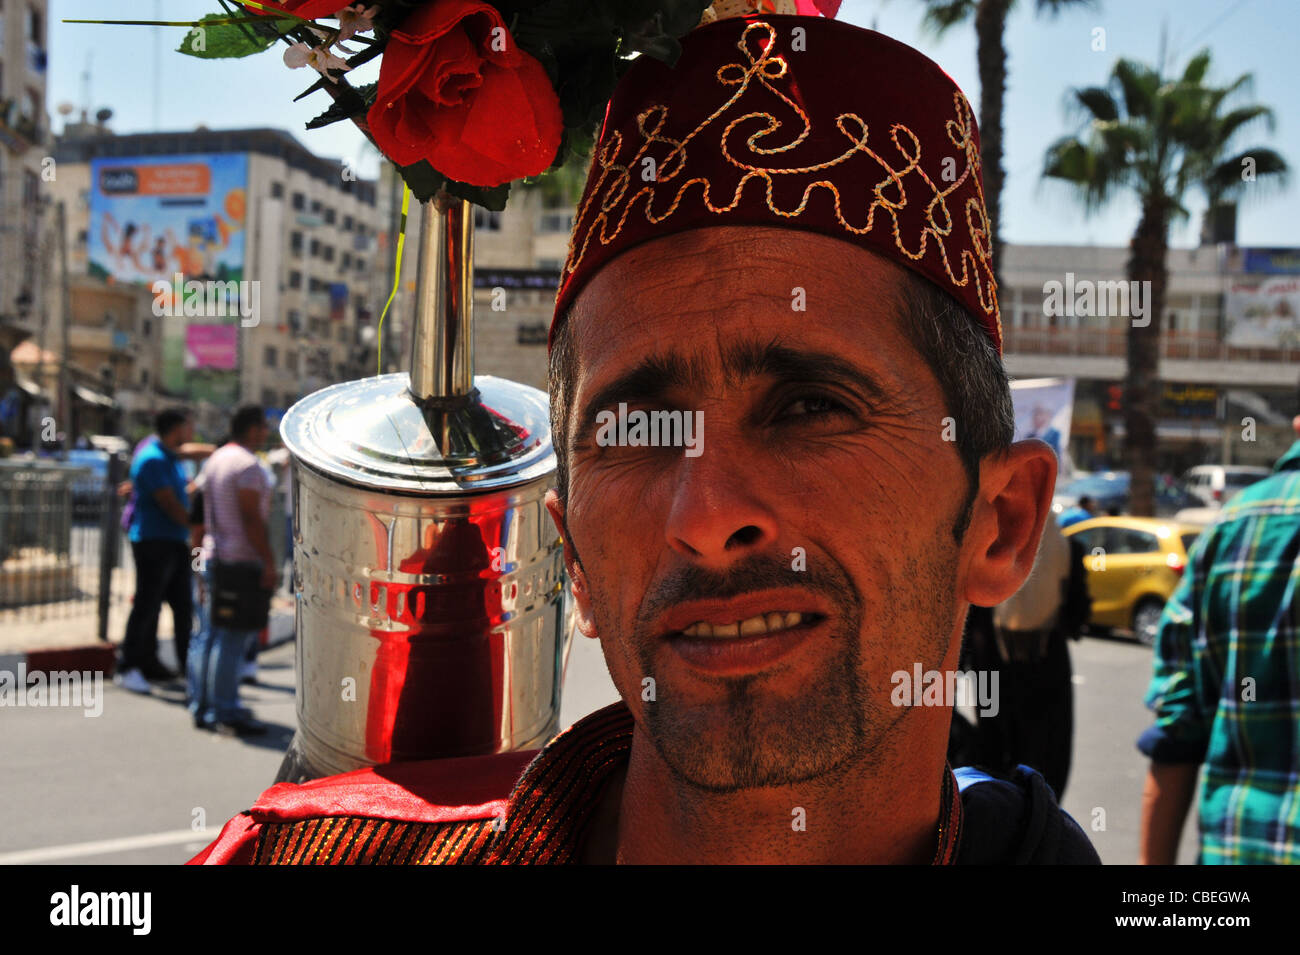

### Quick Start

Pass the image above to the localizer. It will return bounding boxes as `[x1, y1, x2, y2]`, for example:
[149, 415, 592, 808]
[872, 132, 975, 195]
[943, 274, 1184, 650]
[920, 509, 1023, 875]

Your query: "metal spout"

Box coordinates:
[409, 192, 475, 406]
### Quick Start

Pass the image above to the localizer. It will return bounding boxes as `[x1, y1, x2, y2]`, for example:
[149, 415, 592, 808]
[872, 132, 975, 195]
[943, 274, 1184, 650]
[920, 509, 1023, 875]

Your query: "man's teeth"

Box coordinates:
[681, 612, 808, 638]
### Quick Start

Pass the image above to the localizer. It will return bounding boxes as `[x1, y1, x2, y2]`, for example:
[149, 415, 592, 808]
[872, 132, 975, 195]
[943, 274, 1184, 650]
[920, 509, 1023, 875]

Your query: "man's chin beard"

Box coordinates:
[640, 665, 877, 793]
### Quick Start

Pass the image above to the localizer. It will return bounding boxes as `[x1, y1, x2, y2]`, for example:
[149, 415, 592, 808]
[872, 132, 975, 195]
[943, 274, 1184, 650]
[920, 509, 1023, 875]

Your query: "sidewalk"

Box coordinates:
[0, 593, 295, 676]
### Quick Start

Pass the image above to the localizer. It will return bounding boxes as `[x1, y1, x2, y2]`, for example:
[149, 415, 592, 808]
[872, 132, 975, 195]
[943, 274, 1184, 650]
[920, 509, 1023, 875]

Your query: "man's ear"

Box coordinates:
[961, 439, 1058, 608]
[544, 487, 599, 640]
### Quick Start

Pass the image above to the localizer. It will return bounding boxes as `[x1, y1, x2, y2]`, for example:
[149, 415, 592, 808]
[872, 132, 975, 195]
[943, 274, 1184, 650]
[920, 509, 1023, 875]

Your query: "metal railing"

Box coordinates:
[0, 454, 132, 641]
[1002, 327, 1300, 364]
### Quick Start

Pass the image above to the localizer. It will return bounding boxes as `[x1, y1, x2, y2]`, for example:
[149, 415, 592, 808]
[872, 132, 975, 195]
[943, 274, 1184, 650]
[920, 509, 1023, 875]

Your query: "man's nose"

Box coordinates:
[663, 433, 779, 568]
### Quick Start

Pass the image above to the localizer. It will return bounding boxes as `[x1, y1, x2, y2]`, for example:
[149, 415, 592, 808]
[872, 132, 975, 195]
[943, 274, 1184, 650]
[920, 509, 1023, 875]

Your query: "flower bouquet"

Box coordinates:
[76, 1, 840, 209]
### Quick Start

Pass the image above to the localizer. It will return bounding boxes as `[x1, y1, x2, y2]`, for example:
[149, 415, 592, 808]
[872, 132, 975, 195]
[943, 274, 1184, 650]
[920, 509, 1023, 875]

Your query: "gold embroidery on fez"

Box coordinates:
[561, 20, 1001, 340]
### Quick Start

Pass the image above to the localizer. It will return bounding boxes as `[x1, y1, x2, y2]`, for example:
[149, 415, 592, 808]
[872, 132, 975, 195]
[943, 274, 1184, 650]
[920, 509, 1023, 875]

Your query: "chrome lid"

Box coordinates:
[280, 371, 554, 495]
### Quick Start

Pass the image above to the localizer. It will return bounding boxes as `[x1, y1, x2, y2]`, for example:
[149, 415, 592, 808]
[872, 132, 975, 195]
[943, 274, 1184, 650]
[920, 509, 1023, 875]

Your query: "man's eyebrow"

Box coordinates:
[573, 353, 700, 449]
[719, 340, 893, 403]
[570, 341, 893, 448]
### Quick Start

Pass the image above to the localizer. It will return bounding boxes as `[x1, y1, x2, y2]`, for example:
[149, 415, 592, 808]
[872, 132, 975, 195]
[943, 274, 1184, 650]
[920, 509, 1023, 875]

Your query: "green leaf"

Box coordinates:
[305, 82, 377, 130]
[396, 160, 447, 204]
[176, 12, 292, 59]
[443, 179, 512, 213]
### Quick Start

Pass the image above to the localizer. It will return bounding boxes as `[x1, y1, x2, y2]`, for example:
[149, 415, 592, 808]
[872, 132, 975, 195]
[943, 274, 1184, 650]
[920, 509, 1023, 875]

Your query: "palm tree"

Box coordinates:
[919, 0, 1097, 290]
[1043, 51, 1288, 515]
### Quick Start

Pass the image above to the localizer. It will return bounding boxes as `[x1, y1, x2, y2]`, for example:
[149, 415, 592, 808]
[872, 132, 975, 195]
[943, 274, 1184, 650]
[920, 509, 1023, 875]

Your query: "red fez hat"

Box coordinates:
[550, 13, 1002, 354]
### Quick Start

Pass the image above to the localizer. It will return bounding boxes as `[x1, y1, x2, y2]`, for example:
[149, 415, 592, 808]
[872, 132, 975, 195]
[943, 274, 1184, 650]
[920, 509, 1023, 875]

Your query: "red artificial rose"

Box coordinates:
[249, 0, 347, 19]
[366, 0, 563, 187]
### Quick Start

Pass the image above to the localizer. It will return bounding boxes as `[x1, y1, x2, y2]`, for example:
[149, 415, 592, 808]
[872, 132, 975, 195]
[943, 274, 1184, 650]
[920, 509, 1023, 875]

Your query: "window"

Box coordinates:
[1066, 530, 1097, 553]
[23, 169, 39, 208]
[355, 258, 366, 272]
[27, 6, 42, 44]
[474, 209, 502, 232]
[288, 270, 302, 289]
[287, 309, 302, 334]
[338, 324, 349, 343]
[271, 181, 285, 199]
[290, 231, 304, 255]
[141, 369, 150, 386]
[310, 199, 322, 215]
[292, 192, 306, 211]
[322, 245, 334, 263]
[341, 252, 352, 269]
[142, 318, 153, 337]
[343, 215, 353, 231]
[286, 350, 298, 373]
[539, 212, 573, 233]
[1107, 528, 1158, 555]
[324, 208, 336, 225]
[262, 388, 276, 406]
[309, 238, 320, 257]
[264, 346, 278, 368]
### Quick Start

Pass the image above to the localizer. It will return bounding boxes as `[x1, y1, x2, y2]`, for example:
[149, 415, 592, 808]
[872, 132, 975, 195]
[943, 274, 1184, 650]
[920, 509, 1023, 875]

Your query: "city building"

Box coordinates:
[0, 0, 51, 448]
[1000, 242, 1300, 473]
[50, 126, 383, 439]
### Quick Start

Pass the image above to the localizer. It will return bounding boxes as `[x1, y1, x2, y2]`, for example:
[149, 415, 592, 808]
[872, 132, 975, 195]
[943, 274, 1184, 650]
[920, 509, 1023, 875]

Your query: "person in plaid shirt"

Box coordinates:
[1139, 414, 1300, 864]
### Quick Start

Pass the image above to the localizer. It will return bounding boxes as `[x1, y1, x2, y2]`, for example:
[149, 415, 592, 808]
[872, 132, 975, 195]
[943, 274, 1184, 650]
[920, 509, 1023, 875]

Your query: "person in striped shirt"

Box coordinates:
[1139, 413, 1300, 864]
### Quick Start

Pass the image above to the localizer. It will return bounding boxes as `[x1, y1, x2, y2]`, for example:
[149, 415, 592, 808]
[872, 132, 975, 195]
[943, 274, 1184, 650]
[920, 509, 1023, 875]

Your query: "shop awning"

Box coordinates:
[73, 384, 116, 408]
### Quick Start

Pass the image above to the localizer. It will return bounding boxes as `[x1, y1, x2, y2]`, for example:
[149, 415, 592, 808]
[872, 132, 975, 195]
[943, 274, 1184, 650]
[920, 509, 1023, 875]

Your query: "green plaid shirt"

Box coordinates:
[1139, 439, 1300, 864]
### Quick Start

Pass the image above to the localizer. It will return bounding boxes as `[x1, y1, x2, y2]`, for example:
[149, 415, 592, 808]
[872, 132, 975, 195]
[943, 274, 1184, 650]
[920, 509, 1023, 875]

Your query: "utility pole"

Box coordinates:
[57, 199, 71, 449]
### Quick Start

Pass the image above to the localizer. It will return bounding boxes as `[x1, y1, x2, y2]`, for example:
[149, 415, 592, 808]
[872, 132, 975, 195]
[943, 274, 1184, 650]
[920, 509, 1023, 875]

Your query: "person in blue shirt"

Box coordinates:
[116, 408, 195, 693]
[1057, 495, 1094, 529]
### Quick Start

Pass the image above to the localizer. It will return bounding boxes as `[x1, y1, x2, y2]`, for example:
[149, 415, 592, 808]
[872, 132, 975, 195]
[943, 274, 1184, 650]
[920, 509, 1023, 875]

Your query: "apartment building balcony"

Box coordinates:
[1002, 325, 1300, 388]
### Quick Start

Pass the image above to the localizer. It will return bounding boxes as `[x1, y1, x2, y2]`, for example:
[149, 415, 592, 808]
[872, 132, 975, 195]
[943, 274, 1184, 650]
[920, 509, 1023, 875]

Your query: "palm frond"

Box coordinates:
[1071, 85, 1119, 123]
[919, 0, 976, 37]
[1111, 58, 1158, 120]
[1033, 0, 1098, 15]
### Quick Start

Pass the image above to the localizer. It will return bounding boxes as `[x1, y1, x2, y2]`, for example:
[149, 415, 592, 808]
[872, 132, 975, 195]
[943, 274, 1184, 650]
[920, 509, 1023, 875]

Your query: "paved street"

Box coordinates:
[0, 630, 1196, 865]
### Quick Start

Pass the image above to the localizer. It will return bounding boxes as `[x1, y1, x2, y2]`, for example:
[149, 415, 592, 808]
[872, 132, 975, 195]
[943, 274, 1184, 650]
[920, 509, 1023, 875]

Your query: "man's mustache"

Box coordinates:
[636, 552, 861, 637]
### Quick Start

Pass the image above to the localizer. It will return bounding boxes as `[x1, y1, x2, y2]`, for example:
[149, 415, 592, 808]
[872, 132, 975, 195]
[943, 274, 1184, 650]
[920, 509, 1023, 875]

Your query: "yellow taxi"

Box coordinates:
[1061, 516, 1203, 646]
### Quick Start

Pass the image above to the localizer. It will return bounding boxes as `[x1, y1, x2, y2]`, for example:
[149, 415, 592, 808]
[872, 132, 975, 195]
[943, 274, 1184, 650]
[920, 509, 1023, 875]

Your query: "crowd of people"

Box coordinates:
[113, 404, 287, 738]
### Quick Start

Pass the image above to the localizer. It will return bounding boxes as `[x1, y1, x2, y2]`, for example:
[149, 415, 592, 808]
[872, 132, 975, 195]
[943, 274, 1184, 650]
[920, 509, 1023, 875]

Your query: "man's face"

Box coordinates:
[249, 419, 269, 449]
[168, 419, 194, 447]
[553, 227, 976, 792]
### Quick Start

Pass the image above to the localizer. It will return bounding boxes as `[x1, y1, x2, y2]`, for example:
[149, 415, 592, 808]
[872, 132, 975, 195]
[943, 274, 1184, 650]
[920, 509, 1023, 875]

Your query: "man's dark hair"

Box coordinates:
[1078, 496, 1094, 511]
[155, 408, 189, 439]
[230, 405, 266, 441]
[547, 265, 1014, 544]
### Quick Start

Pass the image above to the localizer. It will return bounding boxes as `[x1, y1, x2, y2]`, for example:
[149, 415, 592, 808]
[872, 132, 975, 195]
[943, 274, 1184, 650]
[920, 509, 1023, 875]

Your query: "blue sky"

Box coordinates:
[50, 0, 1297, 249]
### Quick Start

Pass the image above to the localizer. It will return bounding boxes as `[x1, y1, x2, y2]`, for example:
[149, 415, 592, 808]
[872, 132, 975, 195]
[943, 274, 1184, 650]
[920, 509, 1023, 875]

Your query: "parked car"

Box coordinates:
[1052, 471, 1199, 518]
[1180, 465, 1270, 508]
[1062, 516, 1203, 646]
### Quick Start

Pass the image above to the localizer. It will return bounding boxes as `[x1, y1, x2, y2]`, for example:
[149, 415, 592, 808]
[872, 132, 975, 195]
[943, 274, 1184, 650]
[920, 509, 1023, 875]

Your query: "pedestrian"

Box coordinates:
[1058, 494, 1095, 528]
[115, 409, 193, 694]
[186, 435, 227, 710]
[194, 9, 1098, 864]
[188, 407, 275, 736]
[1138, 413, 1300, 864]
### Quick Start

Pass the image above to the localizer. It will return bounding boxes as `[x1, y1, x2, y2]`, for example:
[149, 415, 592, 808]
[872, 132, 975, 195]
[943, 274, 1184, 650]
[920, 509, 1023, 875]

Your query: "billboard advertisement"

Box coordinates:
[88, 153, 249, 405]
[1011, 377, 1076, 469]
[1242, 247, 1300, 275]
[1225, 277, 1300, 349]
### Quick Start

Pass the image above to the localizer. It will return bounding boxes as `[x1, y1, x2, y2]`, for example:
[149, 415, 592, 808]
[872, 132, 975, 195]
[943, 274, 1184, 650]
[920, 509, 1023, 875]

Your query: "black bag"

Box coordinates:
[211, 560, 272, 630]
